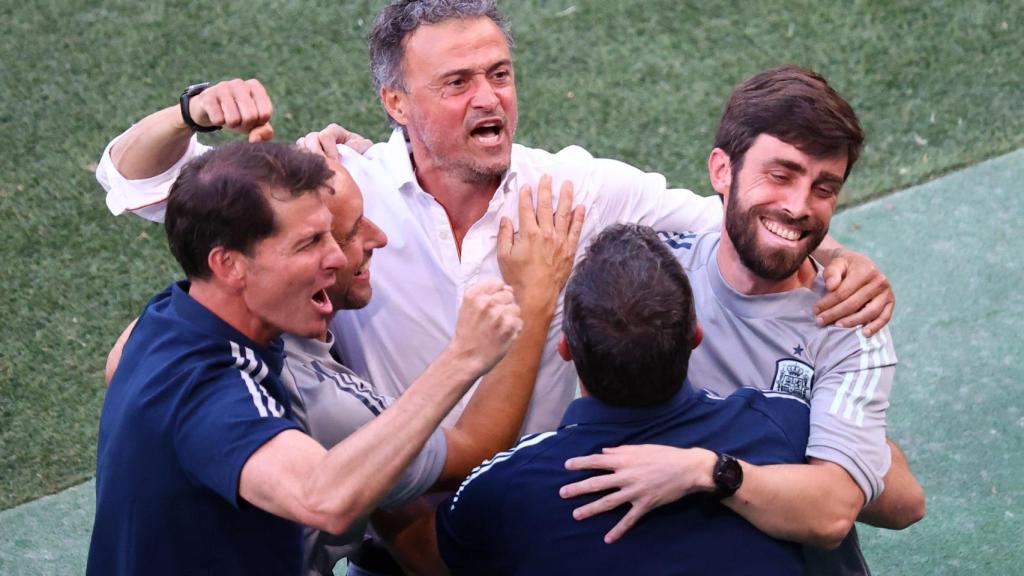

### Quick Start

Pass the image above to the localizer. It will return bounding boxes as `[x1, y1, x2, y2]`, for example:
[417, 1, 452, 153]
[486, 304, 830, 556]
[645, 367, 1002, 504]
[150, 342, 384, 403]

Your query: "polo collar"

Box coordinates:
[560, 381, 700, 427]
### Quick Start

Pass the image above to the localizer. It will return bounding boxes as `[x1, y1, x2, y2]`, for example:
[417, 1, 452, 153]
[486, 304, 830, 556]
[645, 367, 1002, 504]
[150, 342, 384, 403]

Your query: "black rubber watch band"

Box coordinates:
[179, 82, 221, 133]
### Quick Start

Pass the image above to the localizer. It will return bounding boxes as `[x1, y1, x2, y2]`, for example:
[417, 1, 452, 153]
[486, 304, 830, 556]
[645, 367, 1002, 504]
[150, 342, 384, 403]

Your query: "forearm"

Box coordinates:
[242, 346, 484, 534]
[300, 346, 484, 531]
[724, 458, 864, 549]
[438, 299, 555, 487]
[858, 439, 925, 528]
[109, 105, 194, 179]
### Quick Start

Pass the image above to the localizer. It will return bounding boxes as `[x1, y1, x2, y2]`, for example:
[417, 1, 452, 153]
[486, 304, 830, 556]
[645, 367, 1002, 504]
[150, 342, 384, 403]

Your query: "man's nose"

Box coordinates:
[470, 76, 500, 110]
[323, 236, 347, 271]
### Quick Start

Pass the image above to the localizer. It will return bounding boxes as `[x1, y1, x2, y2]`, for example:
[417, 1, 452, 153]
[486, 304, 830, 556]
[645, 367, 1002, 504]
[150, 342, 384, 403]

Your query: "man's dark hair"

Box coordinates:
[165, 141, 333, 280]
[562, 224, 698, 408]
[369, 0, 513, 93]
[714, 65, 865, 179]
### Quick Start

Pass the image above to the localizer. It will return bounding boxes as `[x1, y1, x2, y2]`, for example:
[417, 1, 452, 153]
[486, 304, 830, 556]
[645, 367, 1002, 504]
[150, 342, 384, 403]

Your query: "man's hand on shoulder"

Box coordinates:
[559, 445, 717, 544]
[296, 123, 375, 162]
[814, 249, 895, 336]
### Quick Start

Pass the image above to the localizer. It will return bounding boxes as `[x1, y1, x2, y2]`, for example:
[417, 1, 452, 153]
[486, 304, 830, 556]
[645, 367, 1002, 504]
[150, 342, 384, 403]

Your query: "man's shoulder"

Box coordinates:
[657, 230, 720, 269]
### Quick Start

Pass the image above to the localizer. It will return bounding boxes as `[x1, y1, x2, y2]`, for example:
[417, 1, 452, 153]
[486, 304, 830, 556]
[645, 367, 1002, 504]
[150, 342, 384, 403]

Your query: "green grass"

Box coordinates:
[1, 0, 1022, 512]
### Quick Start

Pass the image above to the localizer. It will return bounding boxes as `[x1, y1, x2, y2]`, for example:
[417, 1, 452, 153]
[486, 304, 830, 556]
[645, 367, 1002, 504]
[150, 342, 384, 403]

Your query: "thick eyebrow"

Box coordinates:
[765, 158, 844, 186]
[437, 59, 513, 81]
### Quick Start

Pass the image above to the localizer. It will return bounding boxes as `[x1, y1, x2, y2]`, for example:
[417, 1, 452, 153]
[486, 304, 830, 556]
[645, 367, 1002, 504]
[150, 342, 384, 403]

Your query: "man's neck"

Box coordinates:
[188, 280, 277, 346]
[716, 233, 818, 295]
[410, 151, 501, 251]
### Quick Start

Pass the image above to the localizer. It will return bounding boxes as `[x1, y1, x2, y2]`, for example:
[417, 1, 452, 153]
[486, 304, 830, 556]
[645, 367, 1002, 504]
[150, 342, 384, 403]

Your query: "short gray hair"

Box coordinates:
[368, 0, 513, 93]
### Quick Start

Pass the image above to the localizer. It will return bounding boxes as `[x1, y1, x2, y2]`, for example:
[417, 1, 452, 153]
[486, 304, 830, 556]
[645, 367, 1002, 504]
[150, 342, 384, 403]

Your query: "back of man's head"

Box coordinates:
[563, 224, 698, 408]
[165, 141, 333, 280]
[368, 0, 513, 94]
[714, 65, 864, 179]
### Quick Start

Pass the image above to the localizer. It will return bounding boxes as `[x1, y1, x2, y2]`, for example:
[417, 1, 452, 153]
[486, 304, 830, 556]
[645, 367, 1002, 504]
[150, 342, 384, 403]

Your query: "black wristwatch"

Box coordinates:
[712, 452, 743, 500]
[179, 82, 221, 133]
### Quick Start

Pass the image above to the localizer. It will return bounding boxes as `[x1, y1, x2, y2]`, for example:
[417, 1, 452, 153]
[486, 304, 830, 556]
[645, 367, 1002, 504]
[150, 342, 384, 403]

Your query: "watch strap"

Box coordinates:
[179, 82, 221, 133]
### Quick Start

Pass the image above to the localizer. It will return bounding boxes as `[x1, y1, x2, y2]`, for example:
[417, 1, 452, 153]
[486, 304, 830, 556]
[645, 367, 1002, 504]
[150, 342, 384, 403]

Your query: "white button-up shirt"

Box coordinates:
[97, 129, 723, 433]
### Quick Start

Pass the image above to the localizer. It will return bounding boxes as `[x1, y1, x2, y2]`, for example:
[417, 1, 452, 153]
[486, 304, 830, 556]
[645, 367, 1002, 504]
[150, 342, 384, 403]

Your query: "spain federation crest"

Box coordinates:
[772, 359, 814, 401]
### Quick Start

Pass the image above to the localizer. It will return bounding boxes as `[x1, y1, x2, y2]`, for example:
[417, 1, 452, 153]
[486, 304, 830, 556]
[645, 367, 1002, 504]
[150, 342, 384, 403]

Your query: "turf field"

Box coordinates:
[1, 0, 1022, 573]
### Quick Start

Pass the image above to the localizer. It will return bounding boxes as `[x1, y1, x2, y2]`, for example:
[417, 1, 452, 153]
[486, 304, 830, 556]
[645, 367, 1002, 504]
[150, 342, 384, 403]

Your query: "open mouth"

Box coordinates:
[469, 119, 505, 145]
[760, 217, 805, 242]
[311, 288, 333, 314]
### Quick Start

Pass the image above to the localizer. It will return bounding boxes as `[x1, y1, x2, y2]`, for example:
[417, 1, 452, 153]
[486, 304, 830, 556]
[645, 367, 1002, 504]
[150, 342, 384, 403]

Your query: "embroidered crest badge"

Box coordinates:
[772, 359, 814, 401]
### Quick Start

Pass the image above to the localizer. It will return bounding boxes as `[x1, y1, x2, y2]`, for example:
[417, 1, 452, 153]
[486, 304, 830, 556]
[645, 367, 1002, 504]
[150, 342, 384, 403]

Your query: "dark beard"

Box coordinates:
[725, 181, 827, 281]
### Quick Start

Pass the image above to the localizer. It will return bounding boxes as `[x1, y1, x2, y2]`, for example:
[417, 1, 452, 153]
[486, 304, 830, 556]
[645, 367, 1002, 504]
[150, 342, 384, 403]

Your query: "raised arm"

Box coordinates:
[237, 279, 521, 535]
[98, 79, 274, 220]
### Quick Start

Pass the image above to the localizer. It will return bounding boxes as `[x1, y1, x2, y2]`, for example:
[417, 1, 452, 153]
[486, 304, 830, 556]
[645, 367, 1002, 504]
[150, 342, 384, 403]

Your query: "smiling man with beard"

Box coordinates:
[560, 67, 924, 576]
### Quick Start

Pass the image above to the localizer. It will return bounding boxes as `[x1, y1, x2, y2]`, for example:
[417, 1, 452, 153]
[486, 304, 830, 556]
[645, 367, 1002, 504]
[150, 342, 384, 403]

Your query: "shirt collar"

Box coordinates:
[169, 280, 284, 375]
[705, 233, 825, 319]
[559, 381, 700, 427]
[383, 128, 519, 205]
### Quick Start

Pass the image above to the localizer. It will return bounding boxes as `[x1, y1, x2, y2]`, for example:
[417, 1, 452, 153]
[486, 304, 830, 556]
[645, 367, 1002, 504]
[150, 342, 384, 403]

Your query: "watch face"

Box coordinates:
[719, 459, 741, 488]
[715, 454, 743, 494]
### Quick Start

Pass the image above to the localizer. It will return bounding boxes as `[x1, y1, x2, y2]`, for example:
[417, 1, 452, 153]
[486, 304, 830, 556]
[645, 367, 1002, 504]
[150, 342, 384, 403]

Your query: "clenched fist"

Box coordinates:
[449, 278, 523, 377]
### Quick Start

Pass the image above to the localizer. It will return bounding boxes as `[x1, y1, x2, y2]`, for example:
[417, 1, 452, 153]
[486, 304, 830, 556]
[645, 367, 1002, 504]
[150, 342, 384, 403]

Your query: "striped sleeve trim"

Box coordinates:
[231, 341, 285, 418]
[448, 431, 558, 512]
[828, 330, 892, 427]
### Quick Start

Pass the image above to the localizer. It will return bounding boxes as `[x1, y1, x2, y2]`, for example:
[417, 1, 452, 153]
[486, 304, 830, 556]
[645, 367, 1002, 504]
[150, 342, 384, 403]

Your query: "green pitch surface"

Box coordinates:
[3, 148, 1022, 575]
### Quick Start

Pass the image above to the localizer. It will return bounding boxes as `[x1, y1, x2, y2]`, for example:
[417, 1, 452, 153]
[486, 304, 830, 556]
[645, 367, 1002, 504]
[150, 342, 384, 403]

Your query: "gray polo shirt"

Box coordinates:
[280, 333, 447, 575]
[661, 231, 895, 503]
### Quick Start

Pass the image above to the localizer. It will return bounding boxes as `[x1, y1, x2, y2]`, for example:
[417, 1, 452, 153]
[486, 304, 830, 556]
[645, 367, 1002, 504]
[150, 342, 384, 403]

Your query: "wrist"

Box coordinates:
[439, 341, 489, 384]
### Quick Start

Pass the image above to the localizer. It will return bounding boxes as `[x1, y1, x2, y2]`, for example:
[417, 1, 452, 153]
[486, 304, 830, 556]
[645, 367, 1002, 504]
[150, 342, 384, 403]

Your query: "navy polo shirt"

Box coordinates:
[437, 383, 810, 576]
[87, 281, 303, 576]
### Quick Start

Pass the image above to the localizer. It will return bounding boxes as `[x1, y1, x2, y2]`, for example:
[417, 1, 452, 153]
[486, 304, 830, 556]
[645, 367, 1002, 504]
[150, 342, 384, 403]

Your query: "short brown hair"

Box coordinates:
[714, 66, 864, 179]
[562, 224, 698, 408]
[165, 142, 333, 280]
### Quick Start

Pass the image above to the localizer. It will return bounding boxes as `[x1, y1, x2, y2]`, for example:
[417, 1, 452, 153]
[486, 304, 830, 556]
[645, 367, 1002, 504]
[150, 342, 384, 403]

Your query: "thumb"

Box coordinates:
[248, 122, 275, 142]
[824, 258, 846, 292]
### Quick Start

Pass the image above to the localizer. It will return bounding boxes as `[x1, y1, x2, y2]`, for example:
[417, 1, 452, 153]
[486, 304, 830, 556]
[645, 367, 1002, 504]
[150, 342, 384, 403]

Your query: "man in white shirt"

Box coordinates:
[96, 1, 895, 438]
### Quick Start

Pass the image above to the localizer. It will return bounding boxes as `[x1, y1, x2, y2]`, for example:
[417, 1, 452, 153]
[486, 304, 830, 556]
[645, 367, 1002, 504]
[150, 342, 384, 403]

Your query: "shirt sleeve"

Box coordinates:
[435, 475, 506, 576]
[578, 154, 724, 233]
[806, 327, 897, 503]
[96, 129, 213, 222]
[173, 362, 299, 507]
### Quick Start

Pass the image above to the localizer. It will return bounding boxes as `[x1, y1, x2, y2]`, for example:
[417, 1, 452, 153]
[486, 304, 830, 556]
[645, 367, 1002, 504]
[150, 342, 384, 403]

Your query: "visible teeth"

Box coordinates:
[762, 218, 801, 241]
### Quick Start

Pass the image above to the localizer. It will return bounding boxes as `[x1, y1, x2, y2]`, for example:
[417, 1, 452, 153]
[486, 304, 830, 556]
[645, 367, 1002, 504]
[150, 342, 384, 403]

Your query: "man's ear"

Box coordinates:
[557, 333, 572, 362]
[381, 87, 410, 128]
[207, 246, 247, 290]
[708, 148, 733, 198]
[692, 321, 704, 350]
